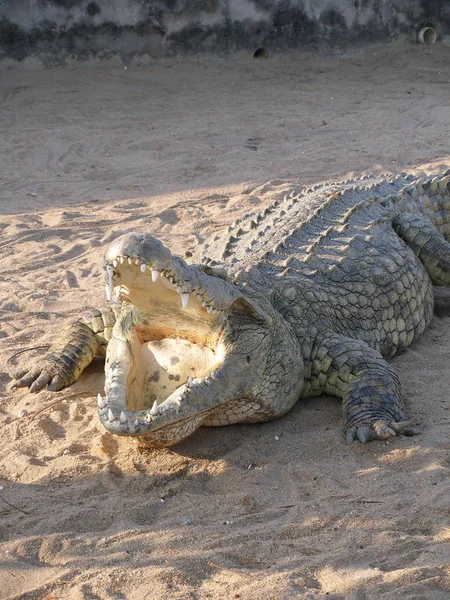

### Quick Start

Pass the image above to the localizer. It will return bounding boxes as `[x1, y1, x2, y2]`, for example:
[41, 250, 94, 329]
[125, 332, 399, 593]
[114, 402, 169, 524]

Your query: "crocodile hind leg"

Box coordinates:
[393, 213, 450, 286]
[310, 335, 410, 443]
[10, 306, 118, 392]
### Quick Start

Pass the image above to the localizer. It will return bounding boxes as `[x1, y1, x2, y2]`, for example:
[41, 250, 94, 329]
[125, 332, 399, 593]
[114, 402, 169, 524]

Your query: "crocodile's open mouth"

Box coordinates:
[97, 233, 244, 443]
[104, 252, 226, 411]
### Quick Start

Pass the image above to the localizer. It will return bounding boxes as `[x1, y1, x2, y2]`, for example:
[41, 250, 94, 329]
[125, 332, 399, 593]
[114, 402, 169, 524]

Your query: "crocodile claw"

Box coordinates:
[346, 420, 417, 444]
[10, 360, 67, 393]
[357, 427, 370, 443]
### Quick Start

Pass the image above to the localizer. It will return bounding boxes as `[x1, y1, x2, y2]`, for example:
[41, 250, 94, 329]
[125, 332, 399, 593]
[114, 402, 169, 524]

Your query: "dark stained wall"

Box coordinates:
[0, 0, 449, 66]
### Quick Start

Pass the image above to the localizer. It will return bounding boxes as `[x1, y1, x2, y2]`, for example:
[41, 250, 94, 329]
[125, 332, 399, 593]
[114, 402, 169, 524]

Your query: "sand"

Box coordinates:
[1, 40, 450, 599]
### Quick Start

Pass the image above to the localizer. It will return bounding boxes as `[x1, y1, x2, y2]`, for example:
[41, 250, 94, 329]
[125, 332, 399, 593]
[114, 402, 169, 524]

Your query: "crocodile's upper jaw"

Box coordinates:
[97, 233, 266, 446]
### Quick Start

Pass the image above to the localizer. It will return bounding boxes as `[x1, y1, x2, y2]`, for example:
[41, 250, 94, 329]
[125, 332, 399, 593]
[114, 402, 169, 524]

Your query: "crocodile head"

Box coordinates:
[98, 233, 303, 446]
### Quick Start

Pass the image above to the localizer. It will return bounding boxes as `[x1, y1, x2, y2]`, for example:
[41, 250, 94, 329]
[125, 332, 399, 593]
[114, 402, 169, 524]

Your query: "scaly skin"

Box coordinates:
[11, 171, 450, 446]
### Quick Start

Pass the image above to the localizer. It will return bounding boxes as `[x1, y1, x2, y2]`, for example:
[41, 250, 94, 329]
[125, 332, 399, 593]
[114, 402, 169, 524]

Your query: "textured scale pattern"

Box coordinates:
[10, 171, 450, 446]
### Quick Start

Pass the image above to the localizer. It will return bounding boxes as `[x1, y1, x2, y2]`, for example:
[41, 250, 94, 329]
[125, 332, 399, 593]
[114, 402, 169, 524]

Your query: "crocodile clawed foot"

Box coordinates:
[346, 420, 418, 444]
[10, 358, 70, 393]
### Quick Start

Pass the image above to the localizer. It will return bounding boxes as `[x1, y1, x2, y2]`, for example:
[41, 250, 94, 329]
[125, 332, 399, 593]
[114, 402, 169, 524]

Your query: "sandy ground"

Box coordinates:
[1, 40, 450, 600]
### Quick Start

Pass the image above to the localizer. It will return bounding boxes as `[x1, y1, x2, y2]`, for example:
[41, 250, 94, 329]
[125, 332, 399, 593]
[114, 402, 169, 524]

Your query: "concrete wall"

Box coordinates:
[0, 0, 449, 67]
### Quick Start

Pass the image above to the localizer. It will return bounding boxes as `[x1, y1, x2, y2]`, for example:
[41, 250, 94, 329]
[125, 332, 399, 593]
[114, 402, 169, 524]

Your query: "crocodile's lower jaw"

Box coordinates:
[115, 336, 222, 411]
[99, 326, 226, 445]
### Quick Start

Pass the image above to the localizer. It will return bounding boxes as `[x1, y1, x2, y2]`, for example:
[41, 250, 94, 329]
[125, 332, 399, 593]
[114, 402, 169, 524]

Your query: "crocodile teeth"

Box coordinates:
[97, 393, 106, 409]
[150, 400, 159, 416]
[180, 292, 189, 310]
[135, 258, 140, 265]
[207, 305, 213, 313]
[112, 259, 118, 267]
[119, 411, 128, 424]
[108, 409, 115, 422]
[187, 377, 194, 387]
[140, 263, 147, 273]
[151, 269, 160, 282]
[113, 287, 121, 303]
[119, 256, 124, 264]
[127, 257, 132, 265]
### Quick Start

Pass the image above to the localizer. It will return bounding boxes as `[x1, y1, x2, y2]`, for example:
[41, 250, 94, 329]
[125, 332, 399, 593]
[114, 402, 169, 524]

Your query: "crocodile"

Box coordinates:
[10, 171, 450, 446]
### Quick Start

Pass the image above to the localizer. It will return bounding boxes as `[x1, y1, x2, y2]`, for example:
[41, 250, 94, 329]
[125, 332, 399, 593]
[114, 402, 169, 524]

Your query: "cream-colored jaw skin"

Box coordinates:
[131, 338, 222, 411]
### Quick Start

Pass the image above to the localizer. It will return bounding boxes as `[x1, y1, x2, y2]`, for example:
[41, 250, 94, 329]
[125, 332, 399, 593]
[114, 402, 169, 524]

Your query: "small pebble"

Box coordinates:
[18, 410, 27, 418]
[274, 435, 280, 441]
[160, 498, 165, 503]
[182, 517, 193, 525]
[62, 449, 70, 455]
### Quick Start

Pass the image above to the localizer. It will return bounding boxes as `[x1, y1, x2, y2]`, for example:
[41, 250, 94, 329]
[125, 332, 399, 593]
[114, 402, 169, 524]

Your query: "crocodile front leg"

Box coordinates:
[309, 335, 409, 443]
[10, 306, 118, 392]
